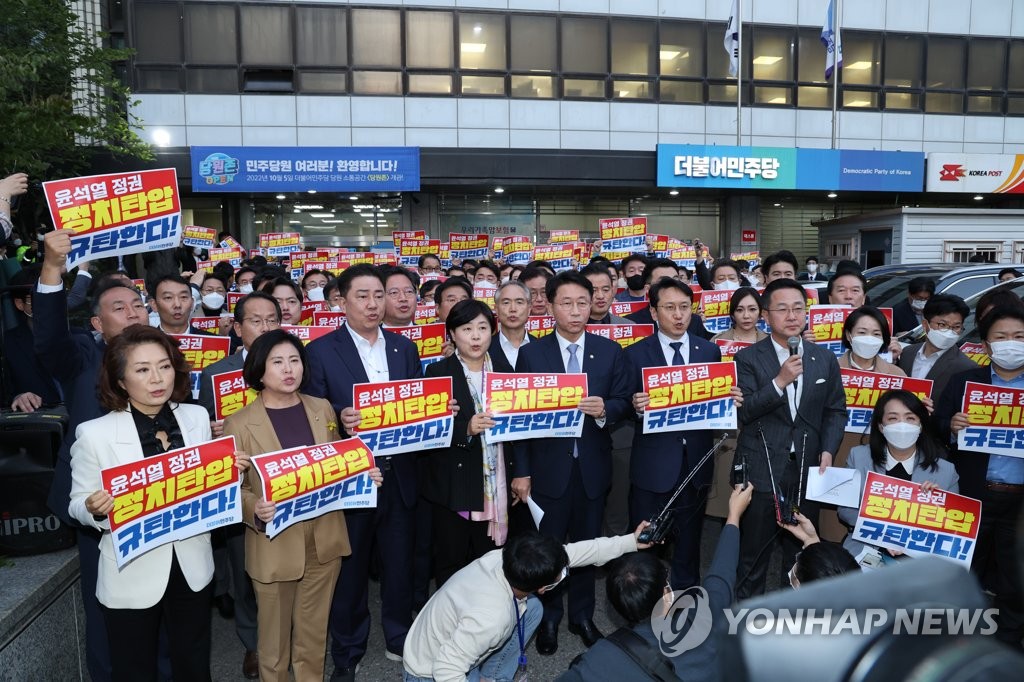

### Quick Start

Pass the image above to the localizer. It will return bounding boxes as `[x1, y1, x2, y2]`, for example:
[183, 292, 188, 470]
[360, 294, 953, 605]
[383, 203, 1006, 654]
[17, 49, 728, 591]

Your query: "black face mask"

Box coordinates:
[625, 274, 645, 291]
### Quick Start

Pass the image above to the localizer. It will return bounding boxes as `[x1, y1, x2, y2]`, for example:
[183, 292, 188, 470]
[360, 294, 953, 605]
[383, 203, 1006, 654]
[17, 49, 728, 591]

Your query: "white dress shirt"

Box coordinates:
[554, 331, 605, 428]
[498, 330, 529, 369]
[910, 344, 951, 380]
[885, 448, 917, 476]
[345, 322, 389, 382]
[658, 331, 689, 366]
[770, 337, 803, 421]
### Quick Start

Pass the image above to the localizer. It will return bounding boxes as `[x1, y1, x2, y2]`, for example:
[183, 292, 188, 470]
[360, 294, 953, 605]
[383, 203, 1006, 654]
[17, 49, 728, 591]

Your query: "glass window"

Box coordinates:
[298, 71, 347, 93]
[186, 68, 237, 92]
[563, 78, 606, 98]
[925, 92, 963, 113]
[968, 94, 1003, 114]
[884, 34, 923, 88]
[707, 23, 748, 79]
[1009, 42, 1024, 90]
[611, 20, 655, 76]
[708, 83, 743, 104]
[755, 86, 792, 105]
[841, 32, 881, 86]
[240, 5, 291, 66]
[562, 17, 607, 74]
[798, 85, 831, 108]
[407, 11, 453, 69]
[137, 68, 182, 92]
[751, 26, 794, 82]
[968, 39, 1006, 91]
[186, 5, 237, 65]
[460, 14, 506, 71]
[660, 80, 702, 103]
[511, 75, 554, 98]
[135, 3, 182, 63]
[843, 90, 879, 109]
[297, 8, 347, 67]
[927, 37, 965, 89]
[462, 75, 505, 96]
[613, 80, 654, 99]
[409, 74, 453, 95]
[660, 22, 703, 78]
[884, 91, 920, 110]
[1008, 96, 1024, 114]
[352, 71, 402, 95]
[351, 9, 401, 68]
[511, 15, 557, 72]
[797, 28, 827, 83]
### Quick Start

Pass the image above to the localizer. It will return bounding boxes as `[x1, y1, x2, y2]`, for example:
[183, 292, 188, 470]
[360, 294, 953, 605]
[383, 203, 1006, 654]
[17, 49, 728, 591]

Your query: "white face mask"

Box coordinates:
[616, 277, 626, 290]
[330, 305, 343, 313]
[201, 292, 225, 310]
[193, 247, 203, 256]
[716, 279, 740, 291]
[307, 286, 325, 302]
[807, 263, 818, 274]
[238, 283, 253, 295]
[850, 335, 883, 359]
[989, 340, 1024, 371]
[910, 298, 927, 312]
[926, 327, 959, 351]
[882, 422, 921, 450]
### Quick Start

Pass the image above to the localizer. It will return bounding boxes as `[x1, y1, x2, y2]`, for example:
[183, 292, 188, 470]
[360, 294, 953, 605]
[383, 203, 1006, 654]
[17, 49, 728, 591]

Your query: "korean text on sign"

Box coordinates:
[599, 217, 647, 256]
[715, 338, 753, 361]
[701, 290, 734, 335]
[675, 156, 780, 180]
[212, 369, 257, 421]
[449, 233, 490, 261]
[957, 381, 1024, 458]
[44, 168, 182, 268]
[841, 369, 933, 434]
[642, 362, 738, 434]
[172, 334, 231, 400]
[259, 232, 301, 257]
[483, 372, 588, 444]
[251, 437, 377, 539]
[384, 323, 446, 371]
[851, 471, 981, 568]
[526, 316, 556, 338]
[352, 377, 454, 456]
[585, 324, 655, 350]
[101, 436, 241, 568]
[397, 239, 441, 268]
[182, 225, 216, 249]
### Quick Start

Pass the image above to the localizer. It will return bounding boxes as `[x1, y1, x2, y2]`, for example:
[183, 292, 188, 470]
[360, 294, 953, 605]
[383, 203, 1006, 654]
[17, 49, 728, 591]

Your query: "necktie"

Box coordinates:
[568, 344, 580, 458]
[669, 341, 685, 366]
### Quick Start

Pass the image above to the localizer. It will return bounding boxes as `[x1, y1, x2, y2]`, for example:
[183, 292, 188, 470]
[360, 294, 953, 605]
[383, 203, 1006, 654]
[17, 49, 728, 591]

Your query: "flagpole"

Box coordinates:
[736, 0, 743, 146]
[831, 0, 841, 149]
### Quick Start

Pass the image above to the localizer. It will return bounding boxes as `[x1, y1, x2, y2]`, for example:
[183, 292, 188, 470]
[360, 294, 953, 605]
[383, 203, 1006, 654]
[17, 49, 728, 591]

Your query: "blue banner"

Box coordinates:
[657, 145, 923, 192]
[190, 146, 420, 192]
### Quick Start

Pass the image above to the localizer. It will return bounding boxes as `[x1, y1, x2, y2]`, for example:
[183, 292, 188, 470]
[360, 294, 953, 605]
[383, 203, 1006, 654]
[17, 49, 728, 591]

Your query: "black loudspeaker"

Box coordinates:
[0, 408, 74, 555]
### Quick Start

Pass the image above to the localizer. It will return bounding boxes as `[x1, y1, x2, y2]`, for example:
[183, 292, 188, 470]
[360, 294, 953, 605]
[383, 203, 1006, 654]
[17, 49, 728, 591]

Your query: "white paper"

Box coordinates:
[526, 495, 545, 530]
[804, 466, 862, 508]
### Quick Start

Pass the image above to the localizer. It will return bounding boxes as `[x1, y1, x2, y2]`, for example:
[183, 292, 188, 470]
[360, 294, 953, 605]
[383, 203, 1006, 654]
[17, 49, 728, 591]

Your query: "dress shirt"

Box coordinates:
[658, 331, 689, 366]
[985, 368, 1024, 484]
[554, 331, 605, 428]
[345, 322, 389, 382]
[884, 448, 916, 476]
[910, 344, 951, 380]
[498, 330, 529, 370]
[770, 337, 803, 421]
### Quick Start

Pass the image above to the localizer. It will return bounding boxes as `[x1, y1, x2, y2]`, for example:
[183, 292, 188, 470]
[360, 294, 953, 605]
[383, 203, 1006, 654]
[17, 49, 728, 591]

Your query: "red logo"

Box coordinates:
[939, 164, 966, 182]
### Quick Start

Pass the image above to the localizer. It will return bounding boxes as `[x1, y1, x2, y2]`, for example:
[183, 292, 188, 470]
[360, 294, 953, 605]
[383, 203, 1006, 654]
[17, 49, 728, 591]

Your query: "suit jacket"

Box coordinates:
[625, 305, 712, 340]
[896, 343, 979, 400]
[68, 404, 215, 608]
[4, 321, 61, 405]
[223, 393, 351, 583]
[625, 333, 722, 493]
[422, 355, 485, 511]
[512, 331, 632, 499]
[734, 337, 847, 492]
[305, 324, 422, 506]
[488, 333, 514, 374]
[198, 350, 245, 420]
[34, 287, 107, 525]
[891, 300, 921, 336]
[934, 365, 992, 500]
[797, 272, 828, 282]
[837, 444, 960, 557]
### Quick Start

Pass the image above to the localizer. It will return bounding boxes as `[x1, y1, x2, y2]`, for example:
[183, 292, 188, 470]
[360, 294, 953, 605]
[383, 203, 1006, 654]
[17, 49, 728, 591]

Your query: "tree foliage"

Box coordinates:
[0, 0, 153, 182]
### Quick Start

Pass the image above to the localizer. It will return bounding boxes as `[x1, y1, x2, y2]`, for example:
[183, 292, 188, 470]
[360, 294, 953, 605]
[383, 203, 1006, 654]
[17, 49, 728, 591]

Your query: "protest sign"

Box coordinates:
[182, 225, 216, 249]
[396, 239, 441, 268]
[851, 472, 981, 568]
[841, 369, 933, 434]
[525, 315, 556, 338]
[449, 233, 490, 261]
[533, 244, 578, 272]
[282, 325, 335, 345]
[599, 217, 647, 260]
[729, 251, 760, 267]
[700, 290, 734, 334]
[959, 342, 991, 367]
[102, 436, 240, 568]
[549, 230, 579, 243]
[415, 304, 439, 325]
[957, 381, 1024, 457]
[352, 377, 453, 456]
[585, 324, 654, 350]
[483, 372, 588, 443]
[502, 236, 534, 266]
[172, 334, 231, 400]
[715, 338, 753, 361]
[312, 311, 346, 327]
[209, 246, 243, 267]
[259, 232, 301, 257]
[384, 323, 446, 371]
[251, 438, 377, 539]
[44, 168, 182, 268]
[642, 362, 738, 433]
[212, 369, 257, 421]
[190, 316, 224, 334]
[609, 301, 648, 318]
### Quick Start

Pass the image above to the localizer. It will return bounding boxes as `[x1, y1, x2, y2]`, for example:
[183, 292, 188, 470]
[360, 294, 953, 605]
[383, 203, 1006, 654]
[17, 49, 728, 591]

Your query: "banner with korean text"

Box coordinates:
[959, 342, 991, 367]
[209, 246, 243, 268]
[415, 305, 439, 325]
[851, 472, 981, 568]
[585, 324, 654, 350]
[282, 325, 335, 346]
[251, 438, 378, 539]
[212, 369, 258, 421]
[700, 290, 733, 334]
[642, 362, 738, 433]
[101, 436, 240, 568]
[549, 230, 579, 243]
[841, 369, 933, 434]
[259, 232, 301, 258]
[397, 239, 441, 268]
[483, 373, 587, 443]
[715, 338, 753, 361]
[533, 244, 579, 272]
[599, 217, 647, 260]
[449, 233, 490, 261]
[182, 225, 216, 249]
[609, 301, 648, 318]
[190, 316, 224, 334]
[44, 168, 182, 268]
[957, 381, 1024, 457]
[384, 323, 446, 371]
[172, 334, 231, 400]
[502, 236, 535, 266]
[526, 316, 556, 338]
[351, 378, 453, 456]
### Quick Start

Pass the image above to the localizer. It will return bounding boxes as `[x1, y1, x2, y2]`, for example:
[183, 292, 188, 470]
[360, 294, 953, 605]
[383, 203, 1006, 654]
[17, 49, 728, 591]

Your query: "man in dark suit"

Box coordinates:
[935, 305, 1024, 649]
[510, 271, 632, 654]
[626, 279, 742, 590]
[489, 279, 531, 373]
[797, 256, 828, 282]
[35, 229, 148, 682]
[196, 291, 281, 679]
[624, 258, 711, 340]
[891, 276, 935, 335]
[304, 264, 422, 680]
[3, 267, 61, 411]
[733, 278, 846, 598]
[897, 294, 977, 399]
[149, 273, 209, 335]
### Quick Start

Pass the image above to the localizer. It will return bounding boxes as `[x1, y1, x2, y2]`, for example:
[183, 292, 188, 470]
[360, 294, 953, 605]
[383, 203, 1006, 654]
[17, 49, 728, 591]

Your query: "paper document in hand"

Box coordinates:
[804, 466, 862, 508]
[526, 496, 544, 530]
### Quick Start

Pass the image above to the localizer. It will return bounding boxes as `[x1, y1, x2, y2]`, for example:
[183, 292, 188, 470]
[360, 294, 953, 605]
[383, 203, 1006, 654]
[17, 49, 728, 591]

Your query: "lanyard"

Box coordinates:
[513, 597, 527, 668]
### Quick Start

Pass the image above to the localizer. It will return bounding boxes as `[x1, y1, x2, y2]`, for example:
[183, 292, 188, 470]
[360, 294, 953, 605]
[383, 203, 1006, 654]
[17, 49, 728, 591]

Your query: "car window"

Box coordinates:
[943, 276, 999, 301]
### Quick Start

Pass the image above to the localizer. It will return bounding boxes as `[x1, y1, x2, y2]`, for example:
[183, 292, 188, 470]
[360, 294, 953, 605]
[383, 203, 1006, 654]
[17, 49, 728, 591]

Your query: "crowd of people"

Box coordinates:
[1, 184, 1022, 680]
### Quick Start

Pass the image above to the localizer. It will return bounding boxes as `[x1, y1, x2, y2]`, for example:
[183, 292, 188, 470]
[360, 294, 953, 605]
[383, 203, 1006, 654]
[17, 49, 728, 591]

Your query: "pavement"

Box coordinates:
[210, 517, 783, 681]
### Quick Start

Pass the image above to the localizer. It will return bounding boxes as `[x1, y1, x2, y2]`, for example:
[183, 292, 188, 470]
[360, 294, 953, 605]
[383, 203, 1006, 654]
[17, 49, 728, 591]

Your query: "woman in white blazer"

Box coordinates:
[69, 324, 246, 682]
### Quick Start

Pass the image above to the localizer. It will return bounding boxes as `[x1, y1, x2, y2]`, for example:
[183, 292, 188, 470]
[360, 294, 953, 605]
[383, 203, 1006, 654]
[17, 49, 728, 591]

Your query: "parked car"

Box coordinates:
[896, 277, 1024, 346]
[863, 263, 1009, 311]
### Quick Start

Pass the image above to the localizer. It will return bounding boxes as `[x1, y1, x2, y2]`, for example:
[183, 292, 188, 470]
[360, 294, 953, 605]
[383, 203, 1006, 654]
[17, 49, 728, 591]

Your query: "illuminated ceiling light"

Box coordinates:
[254, 220, 263, 224]
[618, 90, 631, 97]
[151, 129, 171, 147]
[846, 99, 872, 107]
[294, 205, 323, 210]
[827, 192, 838, 199]
[773, 203, 782, 207]
[659, 50, 680, 60]
[494, 187, 505, 194]
[461, 43, 487, 53]
[288, 219, 301, 224]
[768, 97, 787, 104]
[349, 195, 359, 201]
[307, 189, 317, 194]
[752, 55, 783, 65]
[974, 194, 984, 200]
[293, 208, 300, 213]
[846, 61, 873, 70]
[310, 213, 335, 218]
[473, 24, 482, 34]
[275, 194, 286, 200]
[669, 190, 679, 196]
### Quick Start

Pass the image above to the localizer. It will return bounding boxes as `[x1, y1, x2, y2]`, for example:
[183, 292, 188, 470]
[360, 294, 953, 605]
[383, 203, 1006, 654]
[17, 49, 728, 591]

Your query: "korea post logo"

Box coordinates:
[650, 586, 713, 657]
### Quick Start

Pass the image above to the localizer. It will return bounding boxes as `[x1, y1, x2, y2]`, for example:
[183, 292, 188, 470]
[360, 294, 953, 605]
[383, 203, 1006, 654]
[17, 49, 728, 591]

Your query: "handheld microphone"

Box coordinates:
[787, 336, 800, 393]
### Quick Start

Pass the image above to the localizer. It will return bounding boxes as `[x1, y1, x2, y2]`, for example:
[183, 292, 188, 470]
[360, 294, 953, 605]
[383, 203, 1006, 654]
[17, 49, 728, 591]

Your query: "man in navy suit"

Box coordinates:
[510, 271, 632, 654]
[305, 264, 422, 680]
[626, 279, 742, 590]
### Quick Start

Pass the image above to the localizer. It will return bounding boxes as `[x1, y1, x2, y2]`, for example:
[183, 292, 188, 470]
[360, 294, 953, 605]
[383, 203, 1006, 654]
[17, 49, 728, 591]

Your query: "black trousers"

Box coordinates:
[629, 482, 708, 591]
[431, 503, 497, 588]
[101, 552, 213, 682]
[973, 488, 1024, 647]
[736, 492, 819, 599]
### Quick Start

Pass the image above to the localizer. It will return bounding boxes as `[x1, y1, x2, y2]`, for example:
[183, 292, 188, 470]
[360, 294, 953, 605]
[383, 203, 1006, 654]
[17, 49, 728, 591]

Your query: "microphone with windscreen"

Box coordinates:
[787, 336, 800, 393]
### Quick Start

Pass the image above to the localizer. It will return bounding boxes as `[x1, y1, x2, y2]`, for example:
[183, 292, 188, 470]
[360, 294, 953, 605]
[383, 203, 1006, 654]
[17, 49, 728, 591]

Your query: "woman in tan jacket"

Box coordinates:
[224, 329, 380, 682]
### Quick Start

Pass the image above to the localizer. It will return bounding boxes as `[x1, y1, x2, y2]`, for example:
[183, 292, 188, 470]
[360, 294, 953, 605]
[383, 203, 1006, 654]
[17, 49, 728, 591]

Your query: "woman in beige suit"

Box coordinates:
[224, 329, 381, 682]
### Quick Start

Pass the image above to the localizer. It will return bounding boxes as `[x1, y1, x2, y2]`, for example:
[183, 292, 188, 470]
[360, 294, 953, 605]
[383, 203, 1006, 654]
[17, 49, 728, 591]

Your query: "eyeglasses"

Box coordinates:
[553, 300, 590, 311]
[243, 316, 280, 329]
[929, 320, 964, 334]
[386, 287, 417, 299]
[656, 304, 690, 316]
[540, 565, 569, 592]
[420, 266, 442, 273]
[767, 306, 806, 317]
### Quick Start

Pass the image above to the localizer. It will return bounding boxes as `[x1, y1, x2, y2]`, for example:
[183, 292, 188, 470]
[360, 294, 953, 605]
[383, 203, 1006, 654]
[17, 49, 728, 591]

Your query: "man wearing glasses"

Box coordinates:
[510, 271, 632, 655]
[732, 279, 846, 599]
[897, 293, 976, 398]
[381, 265, 420, 328]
